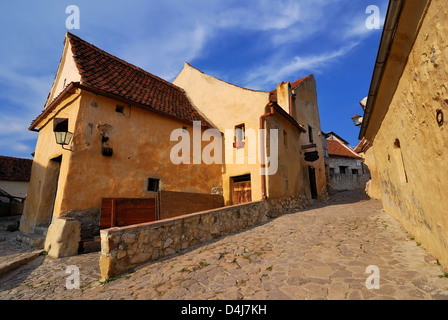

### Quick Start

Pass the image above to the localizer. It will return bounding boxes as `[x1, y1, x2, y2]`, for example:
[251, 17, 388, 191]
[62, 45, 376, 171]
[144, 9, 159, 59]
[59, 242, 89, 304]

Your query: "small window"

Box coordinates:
[308, 126, 314, 144]
[235, 124, 245, 142]
[234, 124, 245, 148]
[283, 130, 288, 148]
[53, 118, 69, 132]
[330, 168, 335, 174]
[339, 166, 348, 174]
[115, 105, 125, 114]
[351, 169, 359, 175]
[147, 178, 160, 192]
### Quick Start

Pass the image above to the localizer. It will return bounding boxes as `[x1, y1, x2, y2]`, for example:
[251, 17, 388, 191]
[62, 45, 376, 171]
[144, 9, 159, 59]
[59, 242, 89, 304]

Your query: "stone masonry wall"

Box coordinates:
[99, 196, 309, 280]
[371, 1, 448, 269]
[329, 174, 371, 192]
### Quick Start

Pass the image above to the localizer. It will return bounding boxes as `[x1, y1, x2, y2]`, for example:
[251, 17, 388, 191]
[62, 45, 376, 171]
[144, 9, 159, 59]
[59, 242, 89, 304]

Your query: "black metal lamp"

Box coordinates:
[54, 118, 73, 151]
[351, 114, 363, 127]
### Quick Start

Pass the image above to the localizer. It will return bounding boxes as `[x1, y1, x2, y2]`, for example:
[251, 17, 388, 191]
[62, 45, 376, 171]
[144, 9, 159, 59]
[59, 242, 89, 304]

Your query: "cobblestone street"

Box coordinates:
[1, 191, 448, 300]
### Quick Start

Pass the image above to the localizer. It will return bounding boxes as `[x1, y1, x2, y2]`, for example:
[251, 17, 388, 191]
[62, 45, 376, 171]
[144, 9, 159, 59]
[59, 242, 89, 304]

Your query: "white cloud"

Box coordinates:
[120, 24, 210, 81]
[0, 68, 53, 112]
[243, 42, 360, 90]
[216, 0, 302, 31]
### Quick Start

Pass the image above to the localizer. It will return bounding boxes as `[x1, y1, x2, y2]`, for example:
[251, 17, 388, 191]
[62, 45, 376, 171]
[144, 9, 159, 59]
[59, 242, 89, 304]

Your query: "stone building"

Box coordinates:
[358, 0, 448, 269]
[324, 132, 370, 192]
[21, 33, 223, 256]
[174, 64, 328, 204]
[0, 155, 32, 203]
[0, 155, 32, 217]
[22, 32, 328, 257]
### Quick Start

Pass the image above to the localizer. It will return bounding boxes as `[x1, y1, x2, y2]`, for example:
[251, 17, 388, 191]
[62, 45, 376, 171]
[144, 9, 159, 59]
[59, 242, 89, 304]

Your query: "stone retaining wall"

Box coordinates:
[99, 196, 309, 280]
[329, 173, 370, 192]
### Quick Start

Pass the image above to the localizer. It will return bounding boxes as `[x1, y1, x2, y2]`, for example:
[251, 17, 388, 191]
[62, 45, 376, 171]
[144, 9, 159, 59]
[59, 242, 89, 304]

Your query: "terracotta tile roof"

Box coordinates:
[270, 75, 312, 102]
[327, 139, 363, 160]
[354, 138, 369, 153]
[65, 32, 212, 128]
[0, 156, 33, 182]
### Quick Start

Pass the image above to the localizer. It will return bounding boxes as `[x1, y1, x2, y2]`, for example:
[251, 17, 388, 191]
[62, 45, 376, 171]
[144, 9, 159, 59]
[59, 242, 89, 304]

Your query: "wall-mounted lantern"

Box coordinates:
[54, 118, 73, 151]
[351, 114, 363, 127]
[301, 144, 319, 162]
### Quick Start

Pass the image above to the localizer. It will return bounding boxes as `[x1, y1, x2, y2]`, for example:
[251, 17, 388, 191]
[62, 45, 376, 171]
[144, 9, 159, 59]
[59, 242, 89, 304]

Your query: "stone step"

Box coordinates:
[33, 225, 49, 236]
[80, 238, 101, 254]
[0, 216, 21, 232]
[15, 232, 46, 249]
[0, 250, 45, 278]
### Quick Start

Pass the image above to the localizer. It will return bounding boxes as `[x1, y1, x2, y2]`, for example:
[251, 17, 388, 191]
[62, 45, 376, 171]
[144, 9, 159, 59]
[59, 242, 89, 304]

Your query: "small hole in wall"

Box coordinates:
[116, 105, 125, 114]
[147, 178, 160, 192]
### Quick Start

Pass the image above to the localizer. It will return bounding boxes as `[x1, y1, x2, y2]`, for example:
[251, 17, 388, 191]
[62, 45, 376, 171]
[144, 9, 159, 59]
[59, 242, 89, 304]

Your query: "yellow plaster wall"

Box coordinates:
[292, 76, 327, 198]
[265, 112, 304, 198]
[173, 63, 271, 204]
[58, 92, 223, 213]
[21, 92, 81, 233]
[46, 39, 81, 108]
[362, 147, 382, 200]
[371, 1, 448, 269]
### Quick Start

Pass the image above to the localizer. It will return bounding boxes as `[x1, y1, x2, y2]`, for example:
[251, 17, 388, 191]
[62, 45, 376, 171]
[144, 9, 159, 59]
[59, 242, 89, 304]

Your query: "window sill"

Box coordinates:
[233, 141, 245, 149]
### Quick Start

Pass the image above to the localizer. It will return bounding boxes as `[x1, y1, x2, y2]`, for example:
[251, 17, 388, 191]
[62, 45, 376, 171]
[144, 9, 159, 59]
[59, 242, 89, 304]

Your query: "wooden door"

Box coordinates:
[100, 198, 157, 229]
[308, 167, 318, 200]
[233, 181, 252, 205]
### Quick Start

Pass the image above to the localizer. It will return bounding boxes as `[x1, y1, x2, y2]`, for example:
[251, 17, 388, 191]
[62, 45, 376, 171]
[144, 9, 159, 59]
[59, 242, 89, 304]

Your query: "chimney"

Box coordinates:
[276, 82, 292, 114]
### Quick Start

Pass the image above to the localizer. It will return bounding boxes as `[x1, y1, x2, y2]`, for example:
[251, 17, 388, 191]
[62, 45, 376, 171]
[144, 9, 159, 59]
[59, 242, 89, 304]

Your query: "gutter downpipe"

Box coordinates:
[359, 0, 403, 140]
[259, 104, 276, 201]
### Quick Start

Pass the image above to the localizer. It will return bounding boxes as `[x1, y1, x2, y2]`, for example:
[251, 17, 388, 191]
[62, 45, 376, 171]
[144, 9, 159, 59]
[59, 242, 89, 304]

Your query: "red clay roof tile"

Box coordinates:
[0, 156, 33, 182]
[327, 139, 363, 160]
[66, 32, 212, 128]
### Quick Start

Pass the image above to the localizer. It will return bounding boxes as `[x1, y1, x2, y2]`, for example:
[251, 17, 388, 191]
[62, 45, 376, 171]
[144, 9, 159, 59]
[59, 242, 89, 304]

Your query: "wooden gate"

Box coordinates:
[233, 181, 252, 205]
[100, 198, 157, 229]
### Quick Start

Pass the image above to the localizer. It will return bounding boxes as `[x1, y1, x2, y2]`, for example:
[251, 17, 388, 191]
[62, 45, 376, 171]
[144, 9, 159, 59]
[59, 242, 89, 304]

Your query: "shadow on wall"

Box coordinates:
[310, 190, 372, 208]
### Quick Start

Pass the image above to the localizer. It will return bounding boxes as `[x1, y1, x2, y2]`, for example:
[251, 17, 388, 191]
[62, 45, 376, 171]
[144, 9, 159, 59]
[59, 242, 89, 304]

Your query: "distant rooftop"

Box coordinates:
[0, 155, 33, 182]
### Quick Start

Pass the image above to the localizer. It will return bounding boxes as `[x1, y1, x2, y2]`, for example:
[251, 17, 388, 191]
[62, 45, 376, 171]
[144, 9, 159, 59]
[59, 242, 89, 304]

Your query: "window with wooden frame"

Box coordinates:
[308, 125, 314, 144]
[283, 130, 288, 148]
[233, 124, 245, 149]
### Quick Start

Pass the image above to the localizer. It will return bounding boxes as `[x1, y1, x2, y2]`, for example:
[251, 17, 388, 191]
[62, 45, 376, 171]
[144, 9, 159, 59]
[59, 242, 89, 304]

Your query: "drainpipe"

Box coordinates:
[259, 104, 276, 200]
[289, 94, 296, 117]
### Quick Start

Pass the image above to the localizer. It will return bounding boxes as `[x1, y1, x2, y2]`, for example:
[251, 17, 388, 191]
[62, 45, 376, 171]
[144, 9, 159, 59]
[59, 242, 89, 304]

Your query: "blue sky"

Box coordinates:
[0, 0, 388, 159]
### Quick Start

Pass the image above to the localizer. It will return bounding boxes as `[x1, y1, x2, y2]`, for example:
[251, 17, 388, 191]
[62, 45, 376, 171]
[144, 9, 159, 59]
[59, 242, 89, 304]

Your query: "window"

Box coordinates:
[147, 178, 160, 192]
[308, 126, 314, 144]
[234, 124, 245, 148]
[339, 166, 348, 174]
[235, 124, 245, 142]
[115, 105, 125, 114]
[330, 168, 335, 174]
[283, 130, 288, 148]
[53, 118, 69, 132]
[351, 169, 359, 175]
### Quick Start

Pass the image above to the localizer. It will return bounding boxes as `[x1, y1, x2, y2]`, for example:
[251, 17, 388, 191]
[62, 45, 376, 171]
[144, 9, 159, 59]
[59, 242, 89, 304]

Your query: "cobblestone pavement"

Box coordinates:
[1, 191, 448, 300]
